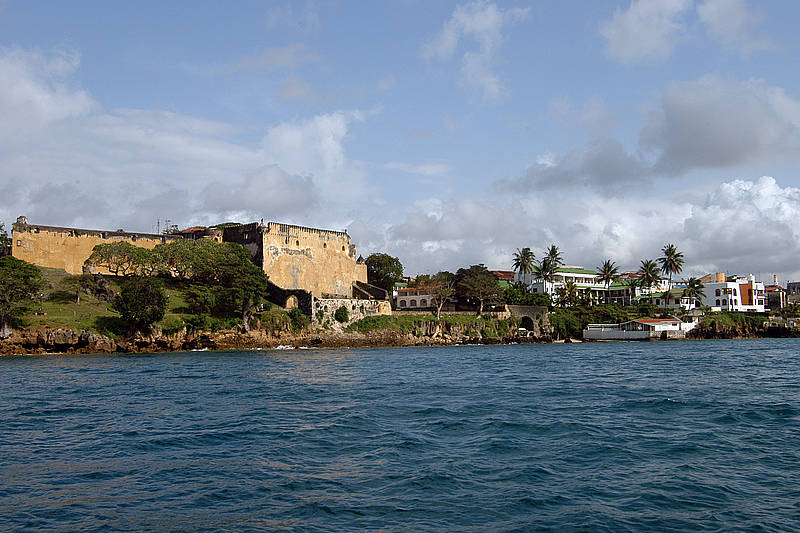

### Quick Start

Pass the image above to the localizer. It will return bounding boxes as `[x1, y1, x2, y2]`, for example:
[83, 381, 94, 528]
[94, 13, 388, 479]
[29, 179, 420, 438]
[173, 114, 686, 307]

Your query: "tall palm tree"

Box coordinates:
[638, 259, 660, 305]
[511, 247, 535, 283]
[597, 259, 619, 304]
[658, 243, 684, 289]
[546, 244, 563, 268]
[682, 277, 706, 308]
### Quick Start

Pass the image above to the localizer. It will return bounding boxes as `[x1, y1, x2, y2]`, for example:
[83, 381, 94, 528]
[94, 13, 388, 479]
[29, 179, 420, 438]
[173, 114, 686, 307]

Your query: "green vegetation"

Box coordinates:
[334, 305, 349, 323]
[112, 277, 168, 335]
[0, 256, 48, 337]
[456, 264, 502, 316]
[345, 312, 519, 339]
[365, 253, 404, 294]
[0, 222, 11, 249]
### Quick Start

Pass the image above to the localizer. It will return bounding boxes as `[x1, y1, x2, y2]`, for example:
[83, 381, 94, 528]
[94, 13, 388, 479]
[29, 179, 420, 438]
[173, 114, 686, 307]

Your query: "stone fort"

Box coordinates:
[11, 216, 386, 304]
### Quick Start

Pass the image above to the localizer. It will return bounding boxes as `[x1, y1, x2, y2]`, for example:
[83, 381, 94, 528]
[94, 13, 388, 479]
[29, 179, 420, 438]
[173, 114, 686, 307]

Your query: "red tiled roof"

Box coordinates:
[635, 318, 680, 324]
[397, 286, 434, 293]
[181, 227, 205, 233]
[491, 270, 516, 281]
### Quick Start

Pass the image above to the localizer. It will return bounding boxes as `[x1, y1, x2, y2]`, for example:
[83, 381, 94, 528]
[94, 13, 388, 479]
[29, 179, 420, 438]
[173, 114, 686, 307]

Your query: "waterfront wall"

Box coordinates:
[313, 297, 391, 331]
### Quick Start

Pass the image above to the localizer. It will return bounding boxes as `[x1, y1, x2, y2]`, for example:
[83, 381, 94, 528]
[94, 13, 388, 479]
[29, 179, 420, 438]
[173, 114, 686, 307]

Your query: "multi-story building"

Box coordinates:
[700, 273, 765, 312]
[517, 266, 607, 304]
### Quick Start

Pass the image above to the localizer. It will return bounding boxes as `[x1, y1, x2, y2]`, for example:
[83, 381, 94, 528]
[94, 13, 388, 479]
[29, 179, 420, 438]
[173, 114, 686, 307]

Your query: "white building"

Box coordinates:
[395, 287, 434, 310]
[584, 318, 696, 340]
[700, 274, 765, 312]
[517, 266, 606, 304]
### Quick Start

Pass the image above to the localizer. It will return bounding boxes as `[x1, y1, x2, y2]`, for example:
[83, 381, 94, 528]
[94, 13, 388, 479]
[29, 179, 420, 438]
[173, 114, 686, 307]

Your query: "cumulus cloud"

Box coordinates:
[230, 43, 319, 72]
[423, 1, 529, 103]
[600, 0, 691, 63]
[641, 76, 800, 174]
[697, 0, 775, 55]
[374, 176, 800, 282]
[0, 47, 368, 234]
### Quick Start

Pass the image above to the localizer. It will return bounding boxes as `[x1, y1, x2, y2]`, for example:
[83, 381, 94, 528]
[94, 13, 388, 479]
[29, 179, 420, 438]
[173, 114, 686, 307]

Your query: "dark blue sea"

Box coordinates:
[2, 339, 800, 532]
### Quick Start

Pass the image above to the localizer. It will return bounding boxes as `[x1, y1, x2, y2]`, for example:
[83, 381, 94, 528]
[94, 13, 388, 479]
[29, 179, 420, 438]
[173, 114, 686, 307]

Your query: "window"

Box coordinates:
[716, 299, 720, 305]
[16, 240, 21, 246]
[532, 288, 538, 293]
[296, 240, 299, 246]
[420, 299, 427, 307]
[716, 289, 721, 296]
[410, 300, 417, 307]
[342, 246, 346, 251]
[323, 243, 327, 248]
[399, 300, 407, 308]
[733, 289, 737, 295]
[722, 299, 727, 305]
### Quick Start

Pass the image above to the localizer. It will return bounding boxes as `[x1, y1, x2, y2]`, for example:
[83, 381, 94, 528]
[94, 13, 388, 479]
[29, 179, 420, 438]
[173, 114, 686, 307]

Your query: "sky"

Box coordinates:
[2, 0, 800, 281]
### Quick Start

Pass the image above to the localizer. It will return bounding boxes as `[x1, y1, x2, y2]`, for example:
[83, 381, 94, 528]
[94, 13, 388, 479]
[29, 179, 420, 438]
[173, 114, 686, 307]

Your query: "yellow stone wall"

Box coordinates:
[260, 223, 367, 297]
[12, 224, 176, 275]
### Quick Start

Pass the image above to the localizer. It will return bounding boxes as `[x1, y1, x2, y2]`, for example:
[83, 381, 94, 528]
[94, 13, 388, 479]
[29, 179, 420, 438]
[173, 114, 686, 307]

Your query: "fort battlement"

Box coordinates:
[11, 217, 182, 274]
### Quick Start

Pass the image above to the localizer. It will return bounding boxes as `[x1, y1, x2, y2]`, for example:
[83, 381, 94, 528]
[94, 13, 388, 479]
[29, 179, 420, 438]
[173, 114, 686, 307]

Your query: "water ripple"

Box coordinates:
[2, 339, 800, 531]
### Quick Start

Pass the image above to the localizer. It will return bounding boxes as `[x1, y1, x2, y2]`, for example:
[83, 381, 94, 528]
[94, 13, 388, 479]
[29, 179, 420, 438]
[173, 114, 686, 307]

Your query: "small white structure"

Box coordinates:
[583, 318, 696, 340]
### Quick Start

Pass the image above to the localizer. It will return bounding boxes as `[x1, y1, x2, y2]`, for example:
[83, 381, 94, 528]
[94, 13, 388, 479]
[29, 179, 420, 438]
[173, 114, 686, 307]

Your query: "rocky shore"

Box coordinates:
[0, 326, 550, 355]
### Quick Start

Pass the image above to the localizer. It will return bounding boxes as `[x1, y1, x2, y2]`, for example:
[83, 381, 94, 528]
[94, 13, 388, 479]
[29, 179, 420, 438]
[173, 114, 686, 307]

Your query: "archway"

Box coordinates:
[285, 295, 298, 309]
[521, 316, 535, 330]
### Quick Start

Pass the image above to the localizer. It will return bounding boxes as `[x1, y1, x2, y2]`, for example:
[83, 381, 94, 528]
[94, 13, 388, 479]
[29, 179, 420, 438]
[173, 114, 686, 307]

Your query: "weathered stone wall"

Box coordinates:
[11, 221, 181, 275]
[227, 222, 368, 298]
[313, 297, 391, 331]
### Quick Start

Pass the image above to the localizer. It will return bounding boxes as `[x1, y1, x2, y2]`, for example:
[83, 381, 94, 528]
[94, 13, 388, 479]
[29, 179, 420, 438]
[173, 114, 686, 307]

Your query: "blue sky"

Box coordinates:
[2, 0, 800, 280]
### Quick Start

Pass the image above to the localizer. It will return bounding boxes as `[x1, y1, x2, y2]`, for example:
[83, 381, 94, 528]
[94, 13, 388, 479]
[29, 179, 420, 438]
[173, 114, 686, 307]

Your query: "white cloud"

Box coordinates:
[600, 0, 692, 63]
[423, 1, 529, 103]
[697, 0, 775, 55]
[230, 43, 319, 72]
[373, 176, 800, 282]
[0, 47, 370, 234]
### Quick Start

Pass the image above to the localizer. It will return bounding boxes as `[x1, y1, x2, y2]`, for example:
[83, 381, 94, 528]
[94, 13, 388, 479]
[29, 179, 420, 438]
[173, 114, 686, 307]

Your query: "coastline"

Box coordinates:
[2, 322, 795, 356]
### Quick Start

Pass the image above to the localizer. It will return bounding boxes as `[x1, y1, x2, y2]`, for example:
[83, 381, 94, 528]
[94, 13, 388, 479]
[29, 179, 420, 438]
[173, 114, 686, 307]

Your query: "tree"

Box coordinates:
[533, 257, 557, 283]
[429, 271, 456, 326]
[512, 247, 535, 283]
[682, 277, 706, 308]
[658, 243, 684, 307]
[208, 243, 271, 332]
[0, 257, 48, 338]
[545, 244, 563, 268]
[596, 259, 619, 304]
[365, 253, 403, 294]
[84, 241, 148, 276]
[112, 277, 168, 336]
[456, 265, 502, 316]
[0, 222, 10, 250]
[638, 259, 661, 305]
[557, 280, 579, 308]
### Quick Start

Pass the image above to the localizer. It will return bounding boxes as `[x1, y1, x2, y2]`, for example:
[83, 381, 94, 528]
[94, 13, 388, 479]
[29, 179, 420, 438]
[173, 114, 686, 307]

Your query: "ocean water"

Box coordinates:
[2, 340, 800, 532]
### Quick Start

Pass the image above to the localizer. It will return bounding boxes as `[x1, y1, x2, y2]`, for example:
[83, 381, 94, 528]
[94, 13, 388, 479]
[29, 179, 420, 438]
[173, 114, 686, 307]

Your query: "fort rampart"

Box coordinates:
[11, 218, 181, 275]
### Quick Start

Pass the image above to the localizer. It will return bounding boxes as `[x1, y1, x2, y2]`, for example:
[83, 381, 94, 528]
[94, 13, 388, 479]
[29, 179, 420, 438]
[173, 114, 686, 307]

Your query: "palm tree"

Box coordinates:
[638, 259, 660, 305]
[658, 243, 684, 290]
[546, 244, 563, 268]
[597, 259, 619, 304]
[682, 277, 705, 308]
[533, 257, 554, 281]
[562, 280, 579, 307]
[512, 247, 535, 283]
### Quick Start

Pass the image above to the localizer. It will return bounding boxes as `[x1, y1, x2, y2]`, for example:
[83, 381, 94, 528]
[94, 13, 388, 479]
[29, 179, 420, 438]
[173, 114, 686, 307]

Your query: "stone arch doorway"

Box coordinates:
[520, 316, 535, 331]
[285, 295, 298, 309]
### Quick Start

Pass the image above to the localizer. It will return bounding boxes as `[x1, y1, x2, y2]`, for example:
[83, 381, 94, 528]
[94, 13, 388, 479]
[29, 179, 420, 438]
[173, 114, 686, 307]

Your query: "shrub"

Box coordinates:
[160, 316, 185, 336]
[185, 286, 216, 314]
[112, 277, 167, 335]
[184, 314, 224, 332]
[288, 308, 310, 331]
[334, 305, 349, 323]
